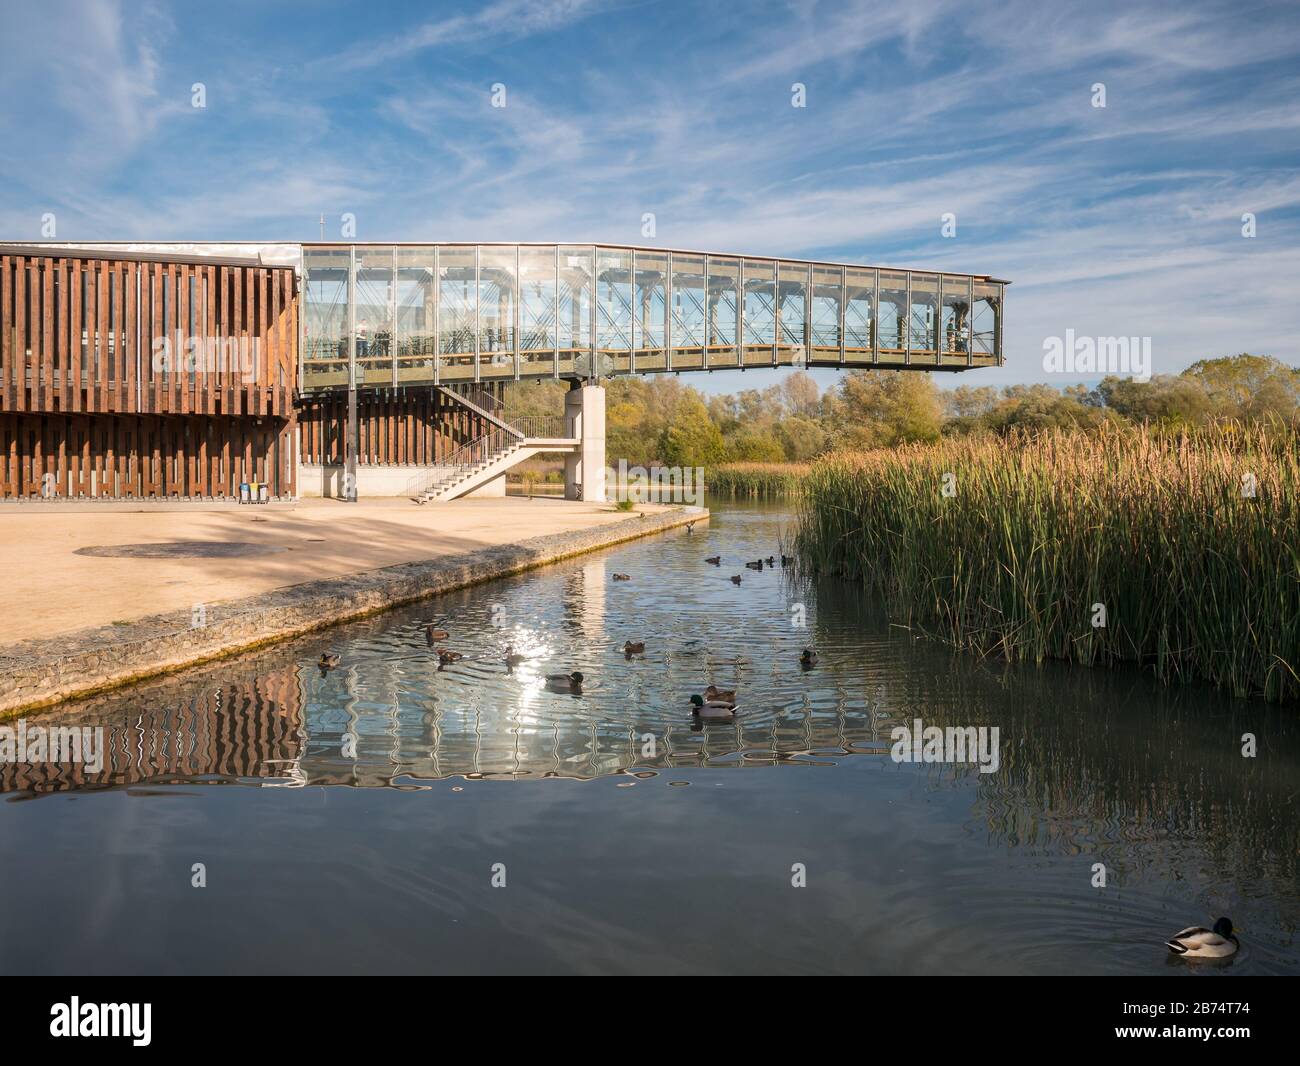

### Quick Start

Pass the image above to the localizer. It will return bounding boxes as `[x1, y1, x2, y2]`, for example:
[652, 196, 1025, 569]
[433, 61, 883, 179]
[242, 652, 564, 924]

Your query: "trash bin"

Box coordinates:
[239, 482, 251, 504]
[257, 484, 269, 504]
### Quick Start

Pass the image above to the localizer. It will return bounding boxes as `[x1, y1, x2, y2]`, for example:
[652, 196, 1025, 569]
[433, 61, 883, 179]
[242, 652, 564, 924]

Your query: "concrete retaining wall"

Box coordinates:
[0, 506, 707, 717]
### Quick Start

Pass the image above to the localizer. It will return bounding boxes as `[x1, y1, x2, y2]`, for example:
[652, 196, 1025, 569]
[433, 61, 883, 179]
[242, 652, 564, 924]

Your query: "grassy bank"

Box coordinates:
[706, 463, 810, 498]
[795, 425, 1300, 702]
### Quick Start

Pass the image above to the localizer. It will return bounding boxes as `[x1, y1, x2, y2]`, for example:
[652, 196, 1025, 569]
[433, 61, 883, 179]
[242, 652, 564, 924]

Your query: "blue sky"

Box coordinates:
[1, 0, 1298, 395]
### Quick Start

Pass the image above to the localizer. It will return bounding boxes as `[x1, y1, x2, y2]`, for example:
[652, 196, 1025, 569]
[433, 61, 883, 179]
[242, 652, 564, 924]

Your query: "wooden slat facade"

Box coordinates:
[297, 384, 503, 467]
[0, 251, 298, 498]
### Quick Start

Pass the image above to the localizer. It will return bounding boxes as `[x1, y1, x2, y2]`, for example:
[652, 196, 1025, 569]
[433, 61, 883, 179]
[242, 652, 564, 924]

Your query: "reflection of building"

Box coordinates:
[1, 242, 1006, 501]
[0, 668, 305, 795]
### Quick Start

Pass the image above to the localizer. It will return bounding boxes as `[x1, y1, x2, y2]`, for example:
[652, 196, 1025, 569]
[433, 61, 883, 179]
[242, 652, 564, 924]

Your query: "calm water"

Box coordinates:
[2, 502, 1297, 975]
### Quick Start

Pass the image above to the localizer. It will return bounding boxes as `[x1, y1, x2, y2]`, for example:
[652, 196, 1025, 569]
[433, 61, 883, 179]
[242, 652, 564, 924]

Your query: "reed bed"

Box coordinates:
[706, 463, 810, 499]
[795, 424, 1300, 703]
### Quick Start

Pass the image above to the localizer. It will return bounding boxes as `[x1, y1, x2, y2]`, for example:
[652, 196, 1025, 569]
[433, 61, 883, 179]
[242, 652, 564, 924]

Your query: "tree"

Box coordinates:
[835, 370, 943, 447]
[1181, 354, 1299, 424]
[658, 397, 727, 466]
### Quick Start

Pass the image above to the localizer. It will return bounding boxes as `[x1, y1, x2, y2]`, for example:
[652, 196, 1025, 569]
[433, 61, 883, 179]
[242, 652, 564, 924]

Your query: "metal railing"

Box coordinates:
[405, 425, 521, 500]
[503, 414, 569, 439]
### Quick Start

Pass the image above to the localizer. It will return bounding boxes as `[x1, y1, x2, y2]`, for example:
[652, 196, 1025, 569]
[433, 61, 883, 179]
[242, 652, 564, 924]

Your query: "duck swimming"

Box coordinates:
[1166, 918, 1239, 959]
[703, 684, 735, 703]
[730, 574, 742, 585]
[745, 560, 763, 571]
[612, 573, 631, 581]
[504, 645, 526, 668]
[623, 641, 646, 656]
[800, 648, 819, 669]
[437, 649, 463, 667]
[705, 556, 721, 566]
[545, 671, 584, 693]
[319, 653, 341, 670]
[689, 694, 738, 718]
[426, 625, 450, 642]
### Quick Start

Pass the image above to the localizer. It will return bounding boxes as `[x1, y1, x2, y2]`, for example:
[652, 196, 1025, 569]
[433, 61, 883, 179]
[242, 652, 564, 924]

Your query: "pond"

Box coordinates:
[1, 501, 1297, 975]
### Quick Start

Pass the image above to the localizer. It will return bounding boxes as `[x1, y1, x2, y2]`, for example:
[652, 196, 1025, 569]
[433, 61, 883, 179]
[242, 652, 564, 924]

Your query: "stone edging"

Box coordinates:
[0, 506, 707, 717]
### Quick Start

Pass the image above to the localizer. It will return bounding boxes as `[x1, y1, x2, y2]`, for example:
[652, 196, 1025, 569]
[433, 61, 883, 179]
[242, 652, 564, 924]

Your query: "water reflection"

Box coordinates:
[5, 503, 1298, 973]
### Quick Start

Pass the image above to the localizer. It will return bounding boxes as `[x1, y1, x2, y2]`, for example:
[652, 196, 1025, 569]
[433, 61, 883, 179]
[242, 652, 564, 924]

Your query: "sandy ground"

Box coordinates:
[0, 498, 665, 643]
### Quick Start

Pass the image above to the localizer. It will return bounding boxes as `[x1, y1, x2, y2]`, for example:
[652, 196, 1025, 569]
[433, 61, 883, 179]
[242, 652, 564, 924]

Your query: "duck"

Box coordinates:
[437, 649, 463, 667]
[703, 684, 735, 703]
[612, 573, 631, 581]
[766, 555, 776, 568]
[504, 645, 526, 668]
[426, 625, 450, 642]
[745, 560, 764, 571]
[1166, 918, 1239, 959]
[689, 694, 738, 718]
[730, 574, 743, 585]
[545, 671, 584, 693]
[318, 653, 341, 670]
[705, 556, 721, 566]
[685, 520, 697, 534]
[623, 641, 646, 656]
[781, 555, 794, 567]
[800, 648, 819, 669]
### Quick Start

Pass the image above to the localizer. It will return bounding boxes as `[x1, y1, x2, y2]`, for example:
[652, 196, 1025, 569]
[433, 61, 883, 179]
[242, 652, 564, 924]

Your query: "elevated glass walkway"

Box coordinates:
[303, 243, 1005, 392]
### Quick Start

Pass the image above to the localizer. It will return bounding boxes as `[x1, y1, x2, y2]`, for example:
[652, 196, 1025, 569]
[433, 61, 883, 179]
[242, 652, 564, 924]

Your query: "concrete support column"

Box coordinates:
[564, 384, 605, 502]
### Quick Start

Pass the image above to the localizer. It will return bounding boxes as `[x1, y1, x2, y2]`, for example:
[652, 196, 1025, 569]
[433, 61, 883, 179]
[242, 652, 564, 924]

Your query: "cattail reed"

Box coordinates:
[794, 424, 1299, 703]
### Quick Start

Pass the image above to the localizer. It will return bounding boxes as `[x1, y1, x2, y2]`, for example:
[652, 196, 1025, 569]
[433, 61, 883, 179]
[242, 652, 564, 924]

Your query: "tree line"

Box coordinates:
[503, 353, 1299, 467]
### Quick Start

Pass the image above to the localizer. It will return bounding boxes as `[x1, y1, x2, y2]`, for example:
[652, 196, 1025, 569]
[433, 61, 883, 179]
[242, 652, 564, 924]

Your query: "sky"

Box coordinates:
[1, 0, 1298, 396]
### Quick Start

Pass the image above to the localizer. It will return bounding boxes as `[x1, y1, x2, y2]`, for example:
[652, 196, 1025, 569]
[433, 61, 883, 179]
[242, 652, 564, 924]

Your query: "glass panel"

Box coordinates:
[438, 246, 476, 383]
[940, 274, 971, 367]
[972, 280, 1001, 365]
[877, 269, 907, 364]
[810, 264, 842, 361]
[777, 261, 808, 365]
[303, 247, 350, 390]
[670, 253, 706, 370]
[706, 256, 740, 368]
[844, 268, 876, 365]
[519, 246, 557, 377]
[634, 250, 667, 372]
[743, 258, 775, 365]
[908, 272, 938, 361]
[596, 247, 632, 376]
[396, 247, 436, 386]
[355, 247, 395, 385]
[480, 246, 517, 380]
[557, 245, 592, 377]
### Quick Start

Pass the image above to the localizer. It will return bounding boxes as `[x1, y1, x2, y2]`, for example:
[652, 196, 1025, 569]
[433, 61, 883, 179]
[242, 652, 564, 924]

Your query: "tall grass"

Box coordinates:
[707, 462, 810, 499]
[795, 424, 1300, 703]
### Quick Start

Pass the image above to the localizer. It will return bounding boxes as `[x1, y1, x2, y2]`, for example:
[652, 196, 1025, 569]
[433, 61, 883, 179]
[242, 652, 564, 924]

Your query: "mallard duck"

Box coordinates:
[705, 556, 721, 566]
[612, 573, 631, 581]
[745, 560, 763, 571]
[504, 645, 526, 668]
[781, 555, 794, 567]
[437, 649, 463, 667]
[545, 671, 584, 692]
[685, 520, 697, 533]
[319, 653, 341, 670]
[766, 556, 776, 568]
[690, 694, 737, 718]
[426, 625, 449, 642]
[623, 641, 646, 655]
[729, 574, 742, 585]
[1166, 918, 1239, 959]
[703, 684, 735, 702]
[800, 648, 819, 668]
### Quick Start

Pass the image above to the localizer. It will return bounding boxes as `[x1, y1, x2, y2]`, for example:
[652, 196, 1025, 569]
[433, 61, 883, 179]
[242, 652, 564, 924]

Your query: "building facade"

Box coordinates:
[1, 241, 1006, 500]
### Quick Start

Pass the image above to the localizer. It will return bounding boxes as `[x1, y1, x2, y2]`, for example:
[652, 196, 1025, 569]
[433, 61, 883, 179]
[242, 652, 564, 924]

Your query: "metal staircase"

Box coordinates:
[407, 386, 572, 503]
